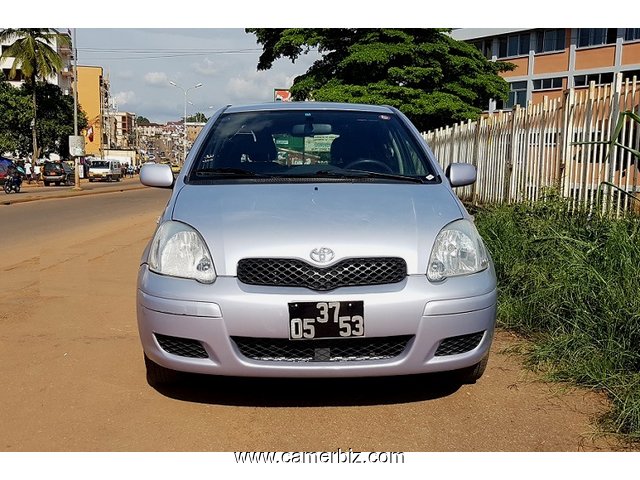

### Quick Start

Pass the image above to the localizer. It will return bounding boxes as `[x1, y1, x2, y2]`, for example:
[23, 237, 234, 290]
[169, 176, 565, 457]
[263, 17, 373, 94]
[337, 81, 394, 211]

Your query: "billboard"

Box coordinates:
[274, 89, 292, 102]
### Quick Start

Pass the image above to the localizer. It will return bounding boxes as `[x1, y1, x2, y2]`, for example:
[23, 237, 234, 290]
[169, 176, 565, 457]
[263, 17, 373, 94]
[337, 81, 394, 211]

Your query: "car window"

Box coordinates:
[189, 110, 438, 183]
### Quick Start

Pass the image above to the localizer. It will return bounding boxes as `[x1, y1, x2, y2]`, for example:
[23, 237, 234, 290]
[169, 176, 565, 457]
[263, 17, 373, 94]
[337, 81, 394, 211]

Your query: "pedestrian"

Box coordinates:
[33, 163, 41, 185]
[24, 160, 33, 184]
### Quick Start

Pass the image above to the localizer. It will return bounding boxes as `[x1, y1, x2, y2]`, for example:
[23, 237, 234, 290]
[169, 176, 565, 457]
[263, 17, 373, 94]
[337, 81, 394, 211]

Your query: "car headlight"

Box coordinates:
[427, 219, 489, 282]
[148, 220, 216, 283]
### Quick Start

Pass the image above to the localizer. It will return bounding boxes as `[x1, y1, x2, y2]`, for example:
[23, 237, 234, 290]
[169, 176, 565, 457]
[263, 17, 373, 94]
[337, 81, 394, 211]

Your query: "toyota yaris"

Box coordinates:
[137, 102, 496, 386]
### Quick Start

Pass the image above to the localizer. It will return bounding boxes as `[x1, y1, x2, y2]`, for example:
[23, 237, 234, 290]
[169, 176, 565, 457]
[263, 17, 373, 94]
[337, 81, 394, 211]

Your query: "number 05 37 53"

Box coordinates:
[288, 301, 364, 340]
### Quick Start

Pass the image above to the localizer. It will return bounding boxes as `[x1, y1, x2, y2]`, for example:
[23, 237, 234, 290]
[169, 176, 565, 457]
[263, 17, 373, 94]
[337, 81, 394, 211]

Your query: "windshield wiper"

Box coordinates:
[194, 167, 270, 178]
[310, 169, 429, 184]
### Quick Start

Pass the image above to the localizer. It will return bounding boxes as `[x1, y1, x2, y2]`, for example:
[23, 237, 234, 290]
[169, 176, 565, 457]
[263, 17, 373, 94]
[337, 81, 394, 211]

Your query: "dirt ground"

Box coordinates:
[0, 189, 634, 452]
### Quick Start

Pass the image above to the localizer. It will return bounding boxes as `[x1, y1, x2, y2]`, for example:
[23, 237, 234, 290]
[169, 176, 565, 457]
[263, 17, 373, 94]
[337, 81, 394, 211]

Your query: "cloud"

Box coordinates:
[224, 70, 297, 103]
[144, 72, 170, 87]
[193, 58, 218, 77]
[113, 91, 137, 108]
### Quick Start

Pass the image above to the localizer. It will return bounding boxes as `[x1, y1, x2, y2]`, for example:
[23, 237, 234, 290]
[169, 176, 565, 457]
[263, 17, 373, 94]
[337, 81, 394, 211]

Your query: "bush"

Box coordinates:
[475, 196, 640, 439]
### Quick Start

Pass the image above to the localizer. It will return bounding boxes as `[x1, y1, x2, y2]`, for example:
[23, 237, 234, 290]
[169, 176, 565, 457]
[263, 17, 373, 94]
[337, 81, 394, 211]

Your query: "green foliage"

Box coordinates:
[246, 28, 514, 131]
[136, 115, 151, 126]
[0, 28, 68, 83]
[475, 196, 640, 440]
[0, 79, 87, 158]
[186, 112, 207, 123]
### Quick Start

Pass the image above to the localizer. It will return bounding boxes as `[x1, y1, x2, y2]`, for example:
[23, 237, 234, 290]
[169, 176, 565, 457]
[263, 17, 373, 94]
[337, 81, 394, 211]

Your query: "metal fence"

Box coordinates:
[423, 74, 640, 215]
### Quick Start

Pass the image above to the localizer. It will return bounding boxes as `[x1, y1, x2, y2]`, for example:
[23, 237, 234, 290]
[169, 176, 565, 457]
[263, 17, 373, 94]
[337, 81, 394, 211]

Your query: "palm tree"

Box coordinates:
[0, 28, 70, 161]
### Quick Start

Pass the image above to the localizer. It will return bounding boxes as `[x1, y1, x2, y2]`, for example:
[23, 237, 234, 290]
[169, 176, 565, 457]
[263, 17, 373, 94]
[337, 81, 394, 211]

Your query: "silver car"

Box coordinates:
[137, 102, 496, 386]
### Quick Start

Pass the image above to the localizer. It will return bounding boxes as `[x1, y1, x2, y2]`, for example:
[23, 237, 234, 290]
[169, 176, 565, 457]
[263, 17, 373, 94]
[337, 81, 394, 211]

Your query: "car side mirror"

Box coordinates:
[445, 163, 476, 187]
[140, 163, 174, 188]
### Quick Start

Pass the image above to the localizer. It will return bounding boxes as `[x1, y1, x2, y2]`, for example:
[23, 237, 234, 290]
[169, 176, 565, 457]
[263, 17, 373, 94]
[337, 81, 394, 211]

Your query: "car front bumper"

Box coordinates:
[136, 265, 497, 378]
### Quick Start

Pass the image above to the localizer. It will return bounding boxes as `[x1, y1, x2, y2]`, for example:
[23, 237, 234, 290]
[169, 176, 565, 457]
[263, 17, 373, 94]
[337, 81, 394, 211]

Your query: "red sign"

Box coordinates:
[274, 89, 292, 102]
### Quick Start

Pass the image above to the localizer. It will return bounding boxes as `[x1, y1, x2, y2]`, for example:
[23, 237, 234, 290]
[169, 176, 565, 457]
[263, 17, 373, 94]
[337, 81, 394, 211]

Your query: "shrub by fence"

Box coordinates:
[424, 74, 640, 216]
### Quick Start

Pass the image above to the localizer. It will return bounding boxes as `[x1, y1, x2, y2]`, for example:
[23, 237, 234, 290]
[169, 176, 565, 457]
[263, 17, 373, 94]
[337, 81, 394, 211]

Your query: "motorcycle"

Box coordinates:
[3, 172, 22, 194]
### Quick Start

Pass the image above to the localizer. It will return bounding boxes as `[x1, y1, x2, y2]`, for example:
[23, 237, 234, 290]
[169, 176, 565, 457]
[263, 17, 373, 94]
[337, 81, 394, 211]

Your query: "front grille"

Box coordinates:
[232, 336, 413, 363]
[434, 331, 484, 356]
[155, 333, 209, 358]
[237, 257, 407, 291]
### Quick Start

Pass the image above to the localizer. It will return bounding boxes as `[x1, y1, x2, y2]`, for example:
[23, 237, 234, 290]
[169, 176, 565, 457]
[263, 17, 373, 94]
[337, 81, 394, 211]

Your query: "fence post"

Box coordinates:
[471, 118, 481, 205]
[560, 87, 575, 197]
[503, 106, 518, 203]
[607, 73, 622, 215]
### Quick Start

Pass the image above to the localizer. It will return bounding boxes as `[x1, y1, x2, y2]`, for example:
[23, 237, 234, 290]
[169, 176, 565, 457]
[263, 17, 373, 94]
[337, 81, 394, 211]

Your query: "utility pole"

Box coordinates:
[71, 28, 82, 191]
[169, 81, 202, 164]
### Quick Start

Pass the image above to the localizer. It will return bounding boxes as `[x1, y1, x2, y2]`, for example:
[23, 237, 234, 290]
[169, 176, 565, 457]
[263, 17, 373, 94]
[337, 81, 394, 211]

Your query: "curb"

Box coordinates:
[1, 183, 149, 206]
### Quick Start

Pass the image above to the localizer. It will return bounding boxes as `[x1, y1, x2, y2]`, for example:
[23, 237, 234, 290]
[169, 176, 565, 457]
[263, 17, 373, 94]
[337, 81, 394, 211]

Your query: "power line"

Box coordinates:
[76, 47, 263, 60]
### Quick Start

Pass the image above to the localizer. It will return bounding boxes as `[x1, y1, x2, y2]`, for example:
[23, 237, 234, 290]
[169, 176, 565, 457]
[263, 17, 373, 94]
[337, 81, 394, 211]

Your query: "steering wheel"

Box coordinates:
[343, 158, 394, 174]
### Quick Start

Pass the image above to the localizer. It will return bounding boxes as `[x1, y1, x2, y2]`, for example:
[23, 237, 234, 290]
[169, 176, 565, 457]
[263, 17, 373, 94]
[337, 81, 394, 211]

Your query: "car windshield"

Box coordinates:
[91, 161, 109, 168]
[188, 109, 439, 183]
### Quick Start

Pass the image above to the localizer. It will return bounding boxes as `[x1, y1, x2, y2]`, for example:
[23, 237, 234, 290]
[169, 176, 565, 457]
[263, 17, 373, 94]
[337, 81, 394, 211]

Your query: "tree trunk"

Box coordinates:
[31, 76, 40, 161]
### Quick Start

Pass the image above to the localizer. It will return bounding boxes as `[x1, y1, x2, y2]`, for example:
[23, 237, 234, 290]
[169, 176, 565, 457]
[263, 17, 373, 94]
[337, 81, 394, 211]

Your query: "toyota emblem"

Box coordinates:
[310, 247, 335, 264]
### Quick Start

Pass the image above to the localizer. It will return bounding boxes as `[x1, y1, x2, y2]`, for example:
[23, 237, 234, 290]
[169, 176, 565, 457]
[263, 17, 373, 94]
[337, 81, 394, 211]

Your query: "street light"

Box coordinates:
[169, 81, 202, 164]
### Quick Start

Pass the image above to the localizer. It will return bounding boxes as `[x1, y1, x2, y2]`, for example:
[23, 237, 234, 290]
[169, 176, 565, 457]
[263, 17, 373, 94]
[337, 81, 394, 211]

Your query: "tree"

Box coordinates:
[246, 28, 514, 131]
[136, 115, 151, 126]
[186, 112, 207, 123]
[0, 28, 70, 160]
[0, 73, 87, 158]
[0, 73, 32, 156]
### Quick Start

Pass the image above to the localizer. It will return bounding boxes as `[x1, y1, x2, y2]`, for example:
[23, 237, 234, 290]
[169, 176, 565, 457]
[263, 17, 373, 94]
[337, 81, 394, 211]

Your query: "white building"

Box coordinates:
[0, 29, 74, 94]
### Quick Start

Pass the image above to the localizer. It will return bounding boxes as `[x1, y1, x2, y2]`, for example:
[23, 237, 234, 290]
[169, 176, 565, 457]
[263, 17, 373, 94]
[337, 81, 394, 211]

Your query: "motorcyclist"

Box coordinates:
[4, 165, 23, 191]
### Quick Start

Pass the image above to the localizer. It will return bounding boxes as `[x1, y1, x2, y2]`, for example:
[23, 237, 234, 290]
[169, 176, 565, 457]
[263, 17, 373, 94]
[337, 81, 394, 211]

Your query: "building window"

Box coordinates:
[574, 72, 615, 87]
[532, 77, 564, 90]
[622, 69, 640, 81]
[496, 81, 528, 109]
[624, 29, 640, 41]
[535, 29, 566, 53]
[498, 33, 530, 58]
[2, 68, 23, 81]
[472, 39, 492, 59]
[577, 29, 617, 48]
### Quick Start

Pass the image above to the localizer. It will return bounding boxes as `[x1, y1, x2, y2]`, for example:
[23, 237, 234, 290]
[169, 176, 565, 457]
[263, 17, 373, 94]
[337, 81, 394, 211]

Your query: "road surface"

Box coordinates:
[0, 186, 625, 451]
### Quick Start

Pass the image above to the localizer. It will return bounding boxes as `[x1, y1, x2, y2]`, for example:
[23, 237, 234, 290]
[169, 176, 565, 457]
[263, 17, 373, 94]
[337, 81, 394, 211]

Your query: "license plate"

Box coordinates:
[288, 301, 364, 340]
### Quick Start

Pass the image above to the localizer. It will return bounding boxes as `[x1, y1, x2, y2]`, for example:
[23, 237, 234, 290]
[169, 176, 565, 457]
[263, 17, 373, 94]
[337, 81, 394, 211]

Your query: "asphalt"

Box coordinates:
[1, 176, 149, 205]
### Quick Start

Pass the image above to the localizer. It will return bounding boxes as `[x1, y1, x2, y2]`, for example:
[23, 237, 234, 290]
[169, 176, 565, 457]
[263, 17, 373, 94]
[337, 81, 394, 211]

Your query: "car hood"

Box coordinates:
[170, 182, 464, 275]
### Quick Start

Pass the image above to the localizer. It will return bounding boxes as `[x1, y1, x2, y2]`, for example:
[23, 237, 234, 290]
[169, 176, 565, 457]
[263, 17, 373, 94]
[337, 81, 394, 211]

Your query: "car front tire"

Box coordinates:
[144, 353, 180, 387]
[455, 354, 489, 385]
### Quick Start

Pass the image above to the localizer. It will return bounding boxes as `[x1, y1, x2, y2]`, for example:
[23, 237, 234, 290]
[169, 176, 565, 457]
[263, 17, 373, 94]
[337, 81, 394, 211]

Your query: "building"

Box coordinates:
[76, 65, 110, 156]
[137, 123, 164, 138]
[107, 111, 136, 149]
[0, 29, 74, 94]
[451, 28, 640, 110]
[186, 122, 206, 143]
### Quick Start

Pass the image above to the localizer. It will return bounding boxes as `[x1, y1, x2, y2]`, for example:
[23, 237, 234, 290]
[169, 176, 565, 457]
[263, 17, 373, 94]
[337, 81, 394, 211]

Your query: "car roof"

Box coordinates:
[223, 101, 396, 114]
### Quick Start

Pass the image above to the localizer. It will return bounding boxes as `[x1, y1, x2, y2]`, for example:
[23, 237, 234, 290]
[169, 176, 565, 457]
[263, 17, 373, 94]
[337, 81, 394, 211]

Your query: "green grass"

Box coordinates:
[473, 194, 640, 440]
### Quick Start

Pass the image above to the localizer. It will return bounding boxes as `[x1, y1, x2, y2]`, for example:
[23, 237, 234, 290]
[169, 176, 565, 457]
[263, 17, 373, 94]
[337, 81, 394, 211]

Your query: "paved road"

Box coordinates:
[0, 186, 624, 451]
[2, 175, 147, 205]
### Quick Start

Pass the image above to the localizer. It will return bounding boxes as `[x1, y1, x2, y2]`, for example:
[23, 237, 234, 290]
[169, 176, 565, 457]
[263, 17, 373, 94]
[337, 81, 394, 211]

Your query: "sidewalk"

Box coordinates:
[2, 176, 149, 205]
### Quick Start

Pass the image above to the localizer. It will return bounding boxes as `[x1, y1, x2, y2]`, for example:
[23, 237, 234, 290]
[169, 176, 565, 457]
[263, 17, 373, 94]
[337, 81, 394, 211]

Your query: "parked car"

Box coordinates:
[137, 102, 496, 386]
[43, 162, 74, 186]
[88, 159, 122, 182]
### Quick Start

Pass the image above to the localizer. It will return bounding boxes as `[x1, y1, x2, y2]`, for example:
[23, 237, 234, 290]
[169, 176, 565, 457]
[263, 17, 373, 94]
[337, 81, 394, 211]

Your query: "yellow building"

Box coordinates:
[77, 65, 109, 156]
